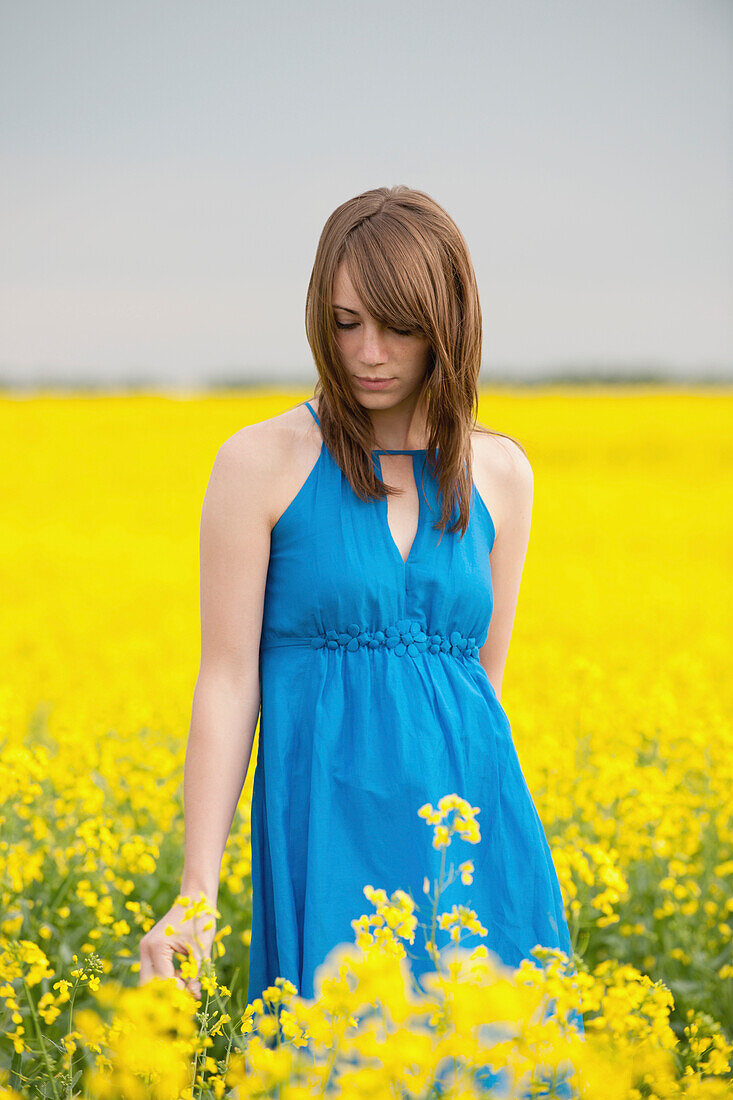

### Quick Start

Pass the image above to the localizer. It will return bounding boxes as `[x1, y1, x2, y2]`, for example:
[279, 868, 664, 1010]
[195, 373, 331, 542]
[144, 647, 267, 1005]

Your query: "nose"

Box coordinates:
[359, 323, 389, 365]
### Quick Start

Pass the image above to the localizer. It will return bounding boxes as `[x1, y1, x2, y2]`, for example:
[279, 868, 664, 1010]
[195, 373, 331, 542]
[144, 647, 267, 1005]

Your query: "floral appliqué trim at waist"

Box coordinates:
[308, 619, 480, 660]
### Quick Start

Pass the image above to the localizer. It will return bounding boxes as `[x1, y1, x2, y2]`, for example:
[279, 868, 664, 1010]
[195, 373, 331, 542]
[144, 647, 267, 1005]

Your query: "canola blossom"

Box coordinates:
[0, 388, 731, 1097]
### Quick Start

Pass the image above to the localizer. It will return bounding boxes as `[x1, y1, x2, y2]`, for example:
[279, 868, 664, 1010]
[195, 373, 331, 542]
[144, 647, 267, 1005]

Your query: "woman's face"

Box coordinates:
[331, 262, 432, 407]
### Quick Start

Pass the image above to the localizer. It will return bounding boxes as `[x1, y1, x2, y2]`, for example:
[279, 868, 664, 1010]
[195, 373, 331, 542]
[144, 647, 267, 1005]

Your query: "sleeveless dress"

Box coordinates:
[246, 399, 572, 1007]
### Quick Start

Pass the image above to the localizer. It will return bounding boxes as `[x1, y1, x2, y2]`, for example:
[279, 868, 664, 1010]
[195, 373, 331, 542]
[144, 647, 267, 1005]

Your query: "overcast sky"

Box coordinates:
[1, 0, 731, 387]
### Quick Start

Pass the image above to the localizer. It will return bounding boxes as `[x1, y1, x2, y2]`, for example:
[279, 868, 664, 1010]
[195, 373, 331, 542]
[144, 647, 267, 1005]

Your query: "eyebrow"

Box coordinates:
[332, 304, 360, 314]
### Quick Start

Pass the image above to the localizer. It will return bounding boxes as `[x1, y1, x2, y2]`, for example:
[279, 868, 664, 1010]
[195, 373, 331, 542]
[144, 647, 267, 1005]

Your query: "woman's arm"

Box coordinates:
[179, 428, 275, 905]
[477, 438, 534, 702]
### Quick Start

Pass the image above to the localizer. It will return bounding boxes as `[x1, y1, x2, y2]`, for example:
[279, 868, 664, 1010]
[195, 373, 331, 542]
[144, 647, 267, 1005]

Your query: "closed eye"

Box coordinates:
[335, 321, 413, 336]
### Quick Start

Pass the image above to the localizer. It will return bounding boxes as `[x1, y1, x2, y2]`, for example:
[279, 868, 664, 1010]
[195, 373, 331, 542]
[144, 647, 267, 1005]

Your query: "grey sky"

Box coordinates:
[1, 0, 731, 386]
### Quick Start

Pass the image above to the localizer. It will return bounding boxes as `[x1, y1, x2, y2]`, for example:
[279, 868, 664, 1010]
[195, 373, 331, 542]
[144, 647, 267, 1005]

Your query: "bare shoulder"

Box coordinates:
[470, 425, 533, 540]
[211, 401, 322, 531]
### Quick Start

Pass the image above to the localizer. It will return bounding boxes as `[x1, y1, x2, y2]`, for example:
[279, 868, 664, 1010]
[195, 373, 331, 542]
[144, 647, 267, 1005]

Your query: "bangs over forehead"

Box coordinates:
[339, 212, 439, 335]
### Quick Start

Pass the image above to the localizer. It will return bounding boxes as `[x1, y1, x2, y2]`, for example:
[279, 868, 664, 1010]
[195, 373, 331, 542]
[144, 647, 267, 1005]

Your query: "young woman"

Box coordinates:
[138, 185, 573, 1007]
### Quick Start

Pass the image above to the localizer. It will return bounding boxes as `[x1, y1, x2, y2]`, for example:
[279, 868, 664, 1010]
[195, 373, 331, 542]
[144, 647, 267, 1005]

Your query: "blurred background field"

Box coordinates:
[1, 386, 731, 1053]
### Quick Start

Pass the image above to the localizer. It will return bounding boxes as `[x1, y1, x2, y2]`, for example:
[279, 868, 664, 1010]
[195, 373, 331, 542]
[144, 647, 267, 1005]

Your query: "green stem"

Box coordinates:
[22, 979, 62, 1100]
[194, 989, 211, 1100]
[66, 979, 81, 1100]
[428, 844, 448, 973]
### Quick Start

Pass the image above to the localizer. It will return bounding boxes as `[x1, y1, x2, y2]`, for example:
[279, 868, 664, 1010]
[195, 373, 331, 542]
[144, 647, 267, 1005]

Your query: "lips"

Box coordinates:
[355, 376, 395, 390]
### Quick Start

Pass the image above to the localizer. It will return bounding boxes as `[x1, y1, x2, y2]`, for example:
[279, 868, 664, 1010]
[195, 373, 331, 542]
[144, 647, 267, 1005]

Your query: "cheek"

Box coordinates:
[407, 343, 432, 375]
[334, 333, 352, 360]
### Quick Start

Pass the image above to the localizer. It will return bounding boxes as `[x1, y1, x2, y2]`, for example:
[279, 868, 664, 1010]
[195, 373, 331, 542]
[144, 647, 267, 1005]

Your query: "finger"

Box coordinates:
[140, 937, 186, 985]
[139, 944, 157, 986]
[173, 945, 203, 997]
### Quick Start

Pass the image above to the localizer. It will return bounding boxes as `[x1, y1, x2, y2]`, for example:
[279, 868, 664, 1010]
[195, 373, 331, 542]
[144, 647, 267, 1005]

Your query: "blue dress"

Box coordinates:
[246, 399, 572, 1007]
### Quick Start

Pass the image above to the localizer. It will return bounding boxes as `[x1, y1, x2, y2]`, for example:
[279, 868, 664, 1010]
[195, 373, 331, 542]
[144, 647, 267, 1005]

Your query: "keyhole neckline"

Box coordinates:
[372, 449, 425, 568]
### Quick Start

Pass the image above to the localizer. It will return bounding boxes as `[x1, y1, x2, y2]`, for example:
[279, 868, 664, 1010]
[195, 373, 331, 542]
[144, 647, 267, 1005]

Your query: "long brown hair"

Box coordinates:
[303, 184, 526, 539]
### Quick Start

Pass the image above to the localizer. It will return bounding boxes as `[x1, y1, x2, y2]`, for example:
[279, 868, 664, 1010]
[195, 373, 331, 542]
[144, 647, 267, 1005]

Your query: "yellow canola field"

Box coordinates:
[0, 388, 731, 1097]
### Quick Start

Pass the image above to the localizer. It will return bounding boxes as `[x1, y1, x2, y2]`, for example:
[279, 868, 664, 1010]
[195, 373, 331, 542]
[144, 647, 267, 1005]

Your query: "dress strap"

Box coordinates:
[303, 399, 321, 426]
